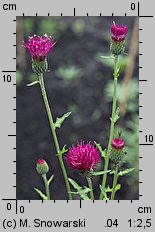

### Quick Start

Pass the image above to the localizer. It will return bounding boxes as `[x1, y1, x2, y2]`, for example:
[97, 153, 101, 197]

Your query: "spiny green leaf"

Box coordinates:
[99, 185, 109, 200]
[68, 178, 82, 190]
[115, 184, 121, 192]
[34, 188, 47, 200]
[100, 55, 115, 59]
[114, 107, 120, 123]
[105, 186, 113, 193]
[47, 174, 54, 185]
[56, 145, 67, 157]
[27, 80, 39, 87]
[54, 112, 72, 129]
[92, 170, 111, 176]
[94, 141, 106, 158]
[118, 168, 135, 177]
[68, 178, 90, 200]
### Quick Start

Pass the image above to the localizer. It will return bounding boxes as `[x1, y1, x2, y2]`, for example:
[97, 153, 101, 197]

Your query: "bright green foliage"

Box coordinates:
[27, 80, 39, 87]
[68, 178, 91, 200]
[94, 141, 106, 158]
[34, 188, 47, 200]
[54, 112, 72, 129]
[118, 168, 135, 177]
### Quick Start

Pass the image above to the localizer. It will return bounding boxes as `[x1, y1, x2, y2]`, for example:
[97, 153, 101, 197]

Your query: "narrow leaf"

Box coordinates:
[68, 178, 82, 190]
[48, 174, 54, 185]
[114, 107, 120, 123]
[105, 186, 113, 193]
[27, 80, 39, 87]
[94, 141, 106, 158]
[92, 170, 111, 176]
[118, 168, 135, 177]
[54, 112, 72, 129]
[100, 55, 115, 59]
[34, 188, 47, 200]
[115, 184, 121, 192]
[68, 178, 90, 200]
[56, 145, 67, 157]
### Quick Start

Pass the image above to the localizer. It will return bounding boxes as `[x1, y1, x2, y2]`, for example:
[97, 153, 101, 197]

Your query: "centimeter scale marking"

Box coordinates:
[1, 1, 154, 210]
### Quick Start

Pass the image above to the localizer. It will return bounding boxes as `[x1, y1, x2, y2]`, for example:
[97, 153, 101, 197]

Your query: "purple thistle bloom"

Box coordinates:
[111, 138, 125, 150]
[24, 34, 56, 61]
[111, 21, 127, 42]
[66, 141, 101, 172]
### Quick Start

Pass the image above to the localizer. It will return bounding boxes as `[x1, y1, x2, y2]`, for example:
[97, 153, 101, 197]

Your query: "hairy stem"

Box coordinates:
[38, 74, 72, 200]
[86, 177, 94, 200]
[99, 56, 119, 200]
[110, 165, 119, 200]
[42, 174, 50, 200]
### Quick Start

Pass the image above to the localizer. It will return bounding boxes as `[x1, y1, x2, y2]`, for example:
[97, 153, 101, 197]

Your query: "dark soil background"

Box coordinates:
[16, 16, 139, 200]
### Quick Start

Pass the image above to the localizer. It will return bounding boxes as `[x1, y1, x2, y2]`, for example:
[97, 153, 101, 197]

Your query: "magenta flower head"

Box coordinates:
[112, 138, 125, 149]
[36, 159, 49, 175]
[24, 34, 56, 75]
[66, 141, 101, 174]
[110, 138, 126, 164]
[110, 21, 127, 56]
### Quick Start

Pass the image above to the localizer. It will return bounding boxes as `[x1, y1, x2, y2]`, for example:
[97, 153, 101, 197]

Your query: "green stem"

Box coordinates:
[110, 165, 119, 200]
[42, 174, 50, 200]
[86, 177, 94, 200]
[38, 74, 72, 200]
[99, 56, 119, 200]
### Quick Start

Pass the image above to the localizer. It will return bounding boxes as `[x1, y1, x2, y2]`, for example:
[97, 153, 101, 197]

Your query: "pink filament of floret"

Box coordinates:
[66, 141, 101, 171]
[37, 159, 45, 165]
[24, 34, 56, 60]
[111, 21, 127, 42]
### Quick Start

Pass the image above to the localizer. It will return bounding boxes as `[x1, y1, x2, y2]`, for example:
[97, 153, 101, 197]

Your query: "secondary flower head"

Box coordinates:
[111, 138, 125, 149]
[110, 21, 127, 56]
[24, 34, 56, 75]
[111, 21, 127, 42]
[66, 141, 101, 172]
[24, 34, 56, 61]
[110, 138, 126, 164]
[36, 159, 49, 175]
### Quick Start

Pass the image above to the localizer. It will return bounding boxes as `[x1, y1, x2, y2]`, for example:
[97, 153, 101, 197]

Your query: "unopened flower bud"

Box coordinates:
[36, 159, 49, 175]
[110, 21, 127, 56]
[110, 138, 126, 164]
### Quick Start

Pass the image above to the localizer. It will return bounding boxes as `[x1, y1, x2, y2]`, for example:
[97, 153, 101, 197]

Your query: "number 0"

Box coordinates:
[7, 203, 12, 210]
[131, 3, 136, 10]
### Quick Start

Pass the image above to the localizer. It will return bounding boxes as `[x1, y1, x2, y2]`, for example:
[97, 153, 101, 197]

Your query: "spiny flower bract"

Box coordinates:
[36, 158, 49, 175]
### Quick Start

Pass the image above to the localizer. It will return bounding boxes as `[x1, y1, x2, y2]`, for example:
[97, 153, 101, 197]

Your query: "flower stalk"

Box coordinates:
[110, 165, 119, 200]
[42, 174, 51, 200]
[38, 74, 72, 200]
[99, 56, 119, 200]
[86, 177, 94, 200]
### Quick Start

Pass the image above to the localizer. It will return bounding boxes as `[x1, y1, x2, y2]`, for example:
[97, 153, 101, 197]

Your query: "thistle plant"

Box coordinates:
[24, 34, 72, 200]
[23, 21, 135, 200]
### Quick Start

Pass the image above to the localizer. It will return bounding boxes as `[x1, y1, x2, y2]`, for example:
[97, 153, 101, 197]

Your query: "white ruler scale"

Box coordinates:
[0, 0, 154, 231]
